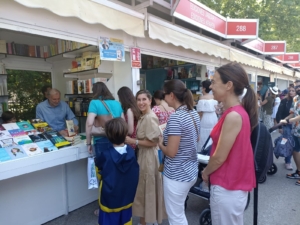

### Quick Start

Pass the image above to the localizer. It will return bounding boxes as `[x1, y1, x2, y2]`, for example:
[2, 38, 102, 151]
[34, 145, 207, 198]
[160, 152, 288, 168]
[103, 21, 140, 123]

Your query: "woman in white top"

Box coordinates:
[272, 89, 281, 125]
[197, 80, 218, 152]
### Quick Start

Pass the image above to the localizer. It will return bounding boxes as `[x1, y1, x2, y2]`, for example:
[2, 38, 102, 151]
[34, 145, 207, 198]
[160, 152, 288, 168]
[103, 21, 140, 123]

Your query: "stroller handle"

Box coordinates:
[269, 123, 286, 133]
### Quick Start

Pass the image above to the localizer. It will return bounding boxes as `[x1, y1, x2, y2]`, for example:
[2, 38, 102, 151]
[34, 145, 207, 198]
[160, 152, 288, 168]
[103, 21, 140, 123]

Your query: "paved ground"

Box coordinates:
[44, 131, 299, 225]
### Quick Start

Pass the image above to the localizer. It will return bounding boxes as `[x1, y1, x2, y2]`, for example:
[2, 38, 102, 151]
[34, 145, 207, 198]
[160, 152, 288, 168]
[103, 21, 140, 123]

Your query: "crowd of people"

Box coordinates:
[82, 62, 260, 225]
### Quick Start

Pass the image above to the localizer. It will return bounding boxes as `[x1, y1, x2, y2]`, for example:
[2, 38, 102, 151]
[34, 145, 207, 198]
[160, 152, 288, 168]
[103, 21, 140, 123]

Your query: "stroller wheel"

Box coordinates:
[267, 163, 277, 175]
[258, 175, 267, 183]
[199, 208, 212, 225]
[184, 195, 189, 210]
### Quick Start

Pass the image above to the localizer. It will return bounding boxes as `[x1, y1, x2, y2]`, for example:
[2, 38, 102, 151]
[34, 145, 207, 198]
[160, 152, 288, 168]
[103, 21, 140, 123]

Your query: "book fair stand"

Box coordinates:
[0, 0, 299, 224]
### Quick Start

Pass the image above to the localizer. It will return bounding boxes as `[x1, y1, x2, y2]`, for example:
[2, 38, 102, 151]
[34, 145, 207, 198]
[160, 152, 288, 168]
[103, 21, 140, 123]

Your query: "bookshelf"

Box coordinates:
[63, 68, 113, 79]
[65, 93, 93, 98]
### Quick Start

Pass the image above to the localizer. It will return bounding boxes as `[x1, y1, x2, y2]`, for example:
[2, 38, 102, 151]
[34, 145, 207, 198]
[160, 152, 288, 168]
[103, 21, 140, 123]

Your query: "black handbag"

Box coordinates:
[199, 136, 212, 156]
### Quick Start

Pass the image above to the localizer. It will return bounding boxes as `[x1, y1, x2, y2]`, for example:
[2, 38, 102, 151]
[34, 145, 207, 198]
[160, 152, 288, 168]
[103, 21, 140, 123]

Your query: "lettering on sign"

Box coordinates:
[236, 25, 247, 32]
[190, 3, 216, 30]
[271, 45, 278, 50]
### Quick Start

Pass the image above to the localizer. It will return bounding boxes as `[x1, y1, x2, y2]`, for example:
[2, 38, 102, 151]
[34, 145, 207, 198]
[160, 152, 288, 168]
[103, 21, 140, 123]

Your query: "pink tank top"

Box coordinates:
[210, 105, 256, 191]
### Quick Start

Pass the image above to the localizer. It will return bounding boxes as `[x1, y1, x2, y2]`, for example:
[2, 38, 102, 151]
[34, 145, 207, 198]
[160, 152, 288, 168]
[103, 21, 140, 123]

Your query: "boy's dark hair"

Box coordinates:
[1, 111, 15, 123]
[41, 85, 51, 95]
[105, 118, 128, 145]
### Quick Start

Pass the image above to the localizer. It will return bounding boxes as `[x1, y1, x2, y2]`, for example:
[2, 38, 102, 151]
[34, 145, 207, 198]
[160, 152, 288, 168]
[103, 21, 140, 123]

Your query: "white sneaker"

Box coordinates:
[285, 163, 293, 170]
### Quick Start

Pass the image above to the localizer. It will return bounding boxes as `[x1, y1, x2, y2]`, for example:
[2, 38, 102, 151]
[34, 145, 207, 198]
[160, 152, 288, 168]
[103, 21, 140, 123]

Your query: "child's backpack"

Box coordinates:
[273, 126, 294, 158]
[251, 122, 273, 182]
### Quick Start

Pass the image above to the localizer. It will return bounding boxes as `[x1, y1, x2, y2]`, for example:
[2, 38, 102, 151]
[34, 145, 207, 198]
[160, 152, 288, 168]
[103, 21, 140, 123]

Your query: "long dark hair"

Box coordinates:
[202, 80, 212, 93]
[163, 80, 194, 110]
[117, 87, 141, 121]
[92, 82, 114, 100]
[287, 86, 295, 101]
[216, 62, 258, 130]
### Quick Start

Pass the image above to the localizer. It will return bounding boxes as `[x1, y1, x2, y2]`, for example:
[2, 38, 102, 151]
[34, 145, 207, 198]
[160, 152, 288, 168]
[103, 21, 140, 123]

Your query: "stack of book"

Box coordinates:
[64, 135, 82, 146]
[65, 78, 107, 94]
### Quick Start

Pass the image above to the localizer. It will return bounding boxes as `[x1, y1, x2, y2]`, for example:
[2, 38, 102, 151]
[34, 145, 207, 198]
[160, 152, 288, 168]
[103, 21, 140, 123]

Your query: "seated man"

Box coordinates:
[36, 89, 78, 135]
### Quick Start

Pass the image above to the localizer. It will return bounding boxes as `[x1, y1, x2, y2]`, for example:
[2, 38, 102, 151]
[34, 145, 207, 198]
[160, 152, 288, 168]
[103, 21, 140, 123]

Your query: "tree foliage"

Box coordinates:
[199, 0, 300, 52]
[6, 69, 51, 120]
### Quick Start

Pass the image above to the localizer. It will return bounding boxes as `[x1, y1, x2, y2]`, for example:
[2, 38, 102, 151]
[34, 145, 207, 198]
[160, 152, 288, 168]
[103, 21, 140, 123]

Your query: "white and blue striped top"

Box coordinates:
[163, 105, 200, 182]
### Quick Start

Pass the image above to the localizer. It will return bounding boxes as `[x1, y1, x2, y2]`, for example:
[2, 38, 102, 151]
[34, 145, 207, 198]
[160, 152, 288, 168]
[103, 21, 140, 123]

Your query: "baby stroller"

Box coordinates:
[185, 137, 250, 225]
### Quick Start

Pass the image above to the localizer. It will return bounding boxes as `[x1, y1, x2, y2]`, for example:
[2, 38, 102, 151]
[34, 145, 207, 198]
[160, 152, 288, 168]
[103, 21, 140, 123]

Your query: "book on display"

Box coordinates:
[21, 143, 43, 156]
[66, 120, 76, 136]
[43, 130, 71, 148]
[36, 140, 58, 152]
[17, 121, 35, 132]
[8, 129, 26, 137]
[13, 135, 33, 145]
[29, 134, 47, 143]
[0, 148, 12, 162]
[5, 145, 28, 159]
[2, 123, 19, 130]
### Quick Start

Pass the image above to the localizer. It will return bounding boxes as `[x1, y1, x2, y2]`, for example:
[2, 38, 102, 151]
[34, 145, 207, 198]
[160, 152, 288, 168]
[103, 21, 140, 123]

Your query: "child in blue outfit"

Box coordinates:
[95, 118, 139, 225]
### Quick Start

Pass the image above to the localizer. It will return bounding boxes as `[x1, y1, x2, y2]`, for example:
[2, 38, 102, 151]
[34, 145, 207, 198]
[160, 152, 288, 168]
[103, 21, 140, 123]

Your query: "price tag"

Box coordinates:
[281, 138, 287, 145]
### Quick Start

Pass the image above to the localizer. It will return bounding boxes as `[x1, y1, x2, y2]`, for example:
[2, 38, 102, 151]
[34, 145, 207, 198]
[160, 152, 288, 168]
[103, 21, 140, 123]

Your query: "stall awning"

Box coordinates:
[148, 15, 231, 60]
[282, 67, 294, 77]
[295, 71, 300, 78]
[264, 61, 282, 74]
[14, 0, 145, 38]
[230, 49, 263, 69]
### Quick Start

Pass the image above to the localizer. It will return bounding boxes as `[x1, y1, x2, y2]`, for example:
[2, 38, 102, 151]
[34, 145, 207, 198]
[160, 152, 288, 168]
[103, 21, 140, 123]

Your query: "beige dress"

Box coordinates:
[132, 111, 167, 223]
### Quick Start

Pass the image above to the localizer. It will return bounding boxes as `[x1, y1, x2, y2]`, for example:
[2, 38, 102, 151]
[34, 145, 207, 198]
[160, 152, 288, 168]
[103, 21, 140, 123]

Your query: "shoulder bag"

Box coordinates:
[91, 100, 114, 136]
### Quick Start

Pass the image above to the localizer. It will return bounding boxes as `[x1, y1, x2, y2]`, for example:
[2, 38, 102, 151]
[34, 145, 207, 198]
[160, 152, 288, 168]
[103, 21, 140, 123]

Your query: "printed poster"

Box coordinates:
[98, 37, 125, 62]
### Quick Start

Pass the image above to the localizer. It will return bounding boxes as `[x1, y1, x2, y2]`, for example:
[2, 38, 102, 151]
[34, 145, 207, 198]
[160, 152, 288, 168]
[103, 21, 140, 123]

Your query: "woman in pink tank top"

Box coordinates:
[201, 62, 258, 225]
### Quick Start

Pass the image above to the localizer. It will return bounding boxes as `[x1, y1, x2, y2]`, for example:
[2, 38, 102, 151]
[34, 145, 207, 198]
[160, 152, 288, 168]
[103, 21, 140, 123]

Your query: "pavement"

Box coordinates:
[44, 131, 299, 225]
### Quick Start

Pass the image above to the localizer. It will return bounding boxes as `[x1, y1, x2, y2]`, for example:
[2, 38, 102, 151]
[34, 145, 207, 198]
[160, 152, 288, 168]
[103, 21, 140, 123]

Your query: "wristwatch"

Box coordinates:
[286, 119, 290, 124]
[86, 143, 91, 146]
[135, 139, 139, 146]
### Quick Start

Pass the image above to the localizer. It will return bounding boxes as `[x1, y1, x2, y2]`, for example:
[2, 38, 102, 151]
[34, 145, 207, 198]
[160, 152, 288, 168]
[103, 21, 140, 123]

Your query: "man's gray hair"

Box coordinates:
[47, 88, 61, 96]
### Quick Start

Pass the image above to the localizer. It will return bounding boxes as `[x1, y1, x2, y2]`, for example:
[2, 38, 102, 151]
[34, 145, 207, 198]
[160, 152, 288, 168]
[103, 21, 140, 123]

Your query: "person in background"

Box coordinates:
[272, 90, 281, 126]
[257, 91, 263, 122]
[158, 80, 200, 225]
[36, 89, 78, 135]
[202, 62, 257, 225]
[125, 90, 167, 225]
[196, 80, 218, 151]
[280, 80, 300, 186]
[95, 118, 139, 225]
[41, 85, 52, 101]
[85, 82, 124, 217]
[1, 111, 16, 124]
[117, 86, 141, 149]
[279, 89, 288, 100]
[276, 86, 296, 170]
[152, 90, 174, 125]
[259, 87, 277, 130]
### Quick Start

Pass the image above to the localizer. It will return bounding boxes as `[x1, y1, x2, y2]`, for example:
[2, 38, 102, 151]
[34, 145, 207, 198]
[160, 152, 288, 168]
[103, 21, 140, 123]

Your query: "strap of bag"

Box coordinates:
[100, 100, 114, 118]
[200, 136, 211, 152]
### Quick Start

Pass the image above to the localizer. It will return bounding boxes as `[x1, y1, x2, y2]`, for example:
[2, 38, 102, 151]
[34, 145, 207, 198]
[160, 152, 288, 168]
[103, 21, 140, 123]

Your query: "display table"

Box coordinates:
[0, 143, 98, 225]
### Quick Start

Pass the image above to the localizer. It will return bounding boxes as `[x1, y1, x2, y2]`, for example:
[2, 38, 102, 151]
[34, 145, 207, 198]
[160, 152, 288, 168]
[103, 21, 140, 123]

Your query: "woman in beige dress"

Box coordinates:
[125, 90, 167, 225]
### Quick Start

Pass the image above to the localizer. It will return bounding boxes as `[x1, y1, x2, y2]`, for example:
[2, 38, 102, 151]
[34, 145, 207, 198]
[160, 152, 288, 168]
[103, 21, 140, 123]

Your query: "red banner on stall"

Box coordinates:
[226, 19, 259, 39]
[273, 53, 300, 63]
[130, 47, 141, 68]
[172, 0, 259, 39]
[242, 39, 265, 54]
[264, 41, 286, 54]
[289, 63, 300, 68]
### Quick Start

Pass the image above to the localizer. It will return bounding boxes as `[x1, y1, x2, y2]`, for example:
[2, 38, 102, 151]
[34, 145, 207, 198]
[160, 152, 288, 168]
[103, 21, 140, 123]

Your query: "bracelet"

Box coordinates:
[135, 139, 139, 146]
[86, 143, 91, 146]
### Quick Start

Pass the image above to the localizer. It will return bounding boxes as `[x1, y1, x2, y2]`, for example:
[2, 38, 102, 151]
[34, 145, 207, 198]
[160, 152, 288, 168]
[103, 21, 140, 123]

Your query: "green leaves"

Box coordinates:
[6, 69, 51, 120]
[199, 0, 300, 51]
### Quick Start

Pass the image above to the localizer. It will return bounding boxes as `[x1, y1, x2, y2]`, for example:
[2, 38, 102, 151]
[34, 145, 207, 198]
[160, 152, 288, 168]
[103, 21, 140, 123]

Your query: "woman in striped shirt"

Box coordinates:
[158, 80, 200, 225]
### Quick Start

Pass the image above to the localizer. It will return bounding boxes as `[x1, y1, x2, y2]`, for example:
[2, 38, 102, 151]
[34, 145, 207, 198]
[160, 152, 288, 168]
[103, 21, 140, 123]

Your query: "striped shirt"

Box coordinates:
[163, 105, 200, 182]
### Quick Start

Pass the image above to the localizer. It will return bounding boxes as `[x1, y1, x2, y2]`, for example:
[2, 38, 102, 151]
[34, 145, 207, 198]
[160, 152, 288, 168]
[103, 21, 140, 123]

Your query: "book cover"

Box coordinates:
[5, 145, 27, 159]
[72, 80, 78, 94]
[28, 45, 36, 57]
[29, 134, 47, 143]
[36, 140, 58, 152]
[8, 129, 27, 137]
[2, 123, 19, 130]
[0, 130, 12, 140]
[17, 121, 35, 132]
[0, 40, 7, 54]
[21, 143, 43, 156]
[66, 120, 76, 136]
[0, 148, 11, 162]
[43, 130, 71, 148]
[13, 135, 33, 145]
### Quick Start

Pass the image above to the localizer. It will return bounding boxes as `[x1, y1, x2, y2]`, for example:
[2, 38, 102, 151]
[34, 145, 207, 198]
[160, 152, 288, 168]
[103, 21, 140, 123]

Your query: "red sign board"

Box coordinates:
[289, 63, 300, 68]
[130, 47, 141, 68]
[273, 53, 300, 63]
[226, 19, 259, 39]
[264, 41, 286, 54]
[173, 0, 227, 37]
[172, 0, 259, 39]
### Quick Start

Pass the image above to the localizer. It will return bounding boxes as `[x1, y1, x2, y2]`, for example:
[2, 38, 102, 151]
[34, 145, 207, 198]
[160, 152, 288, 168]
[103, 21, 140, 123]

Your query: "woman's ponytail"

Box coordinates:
[242, 86, 258, 131]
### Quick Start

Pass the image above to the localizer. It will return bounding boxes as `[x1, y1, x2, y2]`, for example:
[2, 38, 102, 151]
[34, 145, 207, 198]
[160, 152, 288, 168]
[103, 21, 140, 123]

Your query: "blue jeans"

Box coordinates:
[94, 137, 112, 158]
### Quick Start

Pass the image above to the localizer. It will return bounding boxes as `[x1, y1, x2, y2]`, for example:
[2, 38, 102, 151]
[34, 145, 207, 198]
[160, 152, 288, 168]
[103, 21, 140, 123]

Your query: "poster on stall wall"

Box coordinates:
[206, 65, 215, 79]
[130, 47, 141, 68]
[98, 37, 125, 62]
